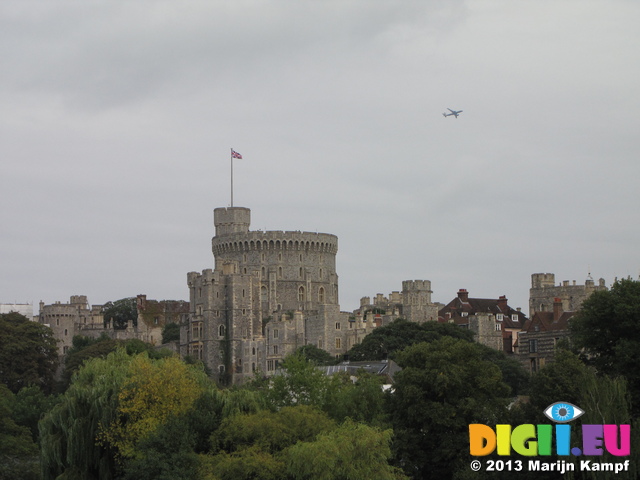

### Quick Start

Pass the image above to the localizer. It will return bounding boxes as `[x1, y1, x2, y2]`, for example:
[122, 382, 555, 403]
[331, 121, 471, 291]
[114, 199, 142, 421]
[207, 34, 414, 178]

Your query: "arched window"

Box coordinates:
[319, 287, 325, 303]
[261, 286, 268, 302]
[278, 266, 283, 278]
[298, 286, 305, 302]
[219, 324, 225, 338]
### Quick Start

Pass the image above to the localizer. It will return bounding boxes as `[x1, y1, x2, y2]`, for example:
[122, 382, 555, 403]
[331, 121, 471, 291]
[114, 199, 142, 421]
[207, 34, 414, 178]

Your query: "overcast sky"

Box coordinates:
[2, 1, 639, 316]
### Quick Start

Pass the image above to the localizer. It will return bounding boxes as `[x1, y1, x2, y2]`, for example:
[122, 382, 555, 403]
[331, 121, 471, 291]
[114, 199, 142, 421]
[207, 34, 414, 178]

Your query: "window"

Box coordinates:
[335, 322, 341, 330]
[267, 360, 275, 371]
[273, 345, 279, 355]
[335, 338, 341, 349]
[261, 286, 268, 302]
[318, 339, 323, 349]
[529, 339, 538, 353]
[219, 365, 225, 374]
[219, 324, 225, 338]
[252, 347, 256, 355]
[319, 287, 325, 303]
[495, 323, 501, 331]
[298, 286, 305, 302]
[496, 314, 503, 321]
[278, 267, 283, 278]
[530, 358, 538, 373]
[512, 314, 519, 322]
[273, 329, 279, 339]
[299, 267, 303, 278]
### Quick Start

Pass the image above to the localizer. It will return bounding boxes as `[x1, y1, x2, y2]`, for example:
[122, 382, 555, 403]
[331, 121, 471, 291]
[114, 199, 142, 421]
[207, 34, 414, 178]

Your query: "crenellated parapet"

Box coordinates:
[212, 231, 338, 255]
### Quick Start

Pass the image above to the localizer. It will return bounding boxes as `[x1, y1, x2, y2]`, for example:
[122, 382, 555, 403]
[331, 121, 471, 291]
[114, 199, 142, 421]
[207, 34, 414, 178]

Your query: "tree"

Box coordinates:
[162, 322, 180, 344]
[0, 384, 40, 480]
[347, 318, 474, 361]
[265, 353, 330, 408]
[293, 344, 336, 366]
[39, 349, 210, 479]
[102, 297, 137, 330]
[39, 349, 134, 480]
[285, 419, 407, 480]
[0, 312, 58, 394]
[99, 354, 207, 460]
[62, 336, 119, 388]
[570, 278, 640, 412]
[388, 337, 511, 479]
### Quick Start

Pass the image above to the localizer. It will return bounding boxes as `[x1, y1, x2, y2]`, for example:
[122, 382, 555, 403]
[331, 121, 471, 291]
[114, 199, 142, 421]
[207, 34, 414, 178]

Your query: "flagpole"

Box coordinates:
[230, 148, 234, 207]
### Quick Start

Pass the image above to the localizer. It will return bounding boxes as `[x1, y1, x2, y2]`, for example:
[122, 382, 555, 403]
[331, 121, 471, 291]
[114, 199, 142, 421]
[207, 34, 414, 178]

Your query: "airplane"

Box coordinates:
[443, 108, 463, 118]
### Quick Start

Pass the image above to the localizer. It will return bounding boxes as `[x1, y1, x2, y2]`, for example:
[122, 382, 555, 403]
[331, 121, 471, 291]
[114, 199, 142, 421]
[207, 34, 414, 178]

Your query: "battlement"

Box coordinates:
[531, 273, 556, 289]
[402, 280, 432, 292]
[212, 230, 338, 255]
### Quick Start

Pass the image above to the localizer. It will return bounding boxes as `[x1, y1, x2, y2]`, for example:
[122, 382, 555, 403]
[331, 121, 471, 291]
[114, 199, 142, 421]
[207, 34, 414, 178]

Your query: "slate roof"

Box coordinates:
[437, 289, 527, 329]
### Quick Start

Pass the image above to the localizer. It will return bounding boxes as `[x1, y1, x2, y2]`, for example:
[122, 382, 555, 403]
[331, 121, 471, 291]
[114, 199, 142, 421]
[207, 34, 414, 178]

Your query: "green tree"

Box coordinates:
[285, 419, 407, 480]
[211, 405, 335, 455]
[10, 385, 58, 442]
[347, 318, 474, 361]
[0, 384, 40, 480]
[0, 312, 59, 394]
[294, 343, 336, 366]
[162, 322, 180, 344]
[323, 371, 388, 426]
[388, 338, 511, 479]
[570, 278, 640, 412]
[266, 353, 329, 408]
[39, 349, 134, 480]
[62, 336, 119, 388]
[102, 297, 137, 330]
[40, 349, 210, 479]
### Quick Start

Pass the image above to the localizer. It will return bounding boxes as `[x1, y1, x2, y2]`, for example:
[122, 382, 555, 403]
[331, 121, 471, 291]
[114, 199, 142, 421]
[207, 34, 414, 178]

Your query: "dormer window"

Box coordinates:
[512, 314, 518, 322]
[461, 312, 468, 317]
[496, 314, 504, 321]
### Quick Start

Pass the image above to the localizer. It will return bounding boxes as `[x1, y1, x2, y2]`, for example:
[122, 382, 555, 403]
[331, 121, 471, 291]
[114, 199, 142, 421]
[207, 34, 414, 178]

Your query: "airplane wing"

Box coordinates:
[447, 108, 454, 113]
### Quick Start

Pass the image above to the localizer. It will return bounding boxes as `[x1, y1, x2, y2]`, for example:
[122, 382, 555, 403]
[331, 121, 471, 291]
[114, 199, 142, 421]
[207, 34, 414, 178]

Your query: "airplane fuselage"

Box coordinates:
[443, 109, 462, 118]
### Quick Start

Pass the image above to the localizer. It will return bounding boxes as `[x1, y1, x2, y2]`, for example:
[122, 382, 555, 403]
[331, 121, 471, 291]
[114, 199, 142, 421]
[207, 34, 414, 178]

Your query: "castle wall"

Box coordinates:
[529, 273, 607, 315]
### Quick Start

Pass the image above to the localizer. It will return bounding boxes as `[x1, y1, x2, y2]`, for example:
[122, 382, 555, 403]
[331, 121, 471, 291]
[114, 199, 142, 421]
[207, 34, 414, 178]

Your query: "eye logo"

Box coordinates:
[544, 402, 584, 423]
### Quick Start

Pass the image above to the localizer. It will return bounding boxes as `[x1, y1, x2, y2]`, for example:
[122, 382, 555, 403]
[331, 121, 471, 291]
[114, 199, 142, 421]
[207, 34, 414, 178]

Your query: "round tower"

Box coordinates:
[210, 207, 339, 315]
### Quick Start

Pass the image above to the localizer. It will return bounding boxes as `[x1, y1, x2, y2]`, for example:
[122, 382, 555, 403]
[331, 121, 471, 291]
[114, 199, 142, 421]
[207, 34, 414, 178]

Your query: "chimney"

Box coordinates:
[553, 298, 563, 322]
[497, 295, 508, 312]
[457, 289, 469, 303]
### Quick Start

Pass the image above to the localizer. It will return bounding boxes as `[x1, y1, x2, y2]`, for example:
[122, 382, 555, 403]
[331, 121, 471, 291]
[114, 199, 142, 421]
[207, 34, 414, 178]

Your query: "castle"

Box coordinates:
[182, 206, 439, 384]
[32, 205, 611, 384]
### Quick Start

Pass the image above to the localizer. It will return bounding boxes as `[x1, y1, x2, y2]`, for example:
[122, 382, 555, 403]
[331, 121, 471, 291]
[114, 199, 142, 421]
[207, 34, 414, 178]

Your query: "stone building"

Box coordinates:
[184, 206, 436, 385]
[38, 296, 104, 356]
[518, 298, 575, 373]
[438, 289, 527, 353]
[529, 273, 607, 315]
[357, 280, 440, 325]
[38, 295, 188, 357]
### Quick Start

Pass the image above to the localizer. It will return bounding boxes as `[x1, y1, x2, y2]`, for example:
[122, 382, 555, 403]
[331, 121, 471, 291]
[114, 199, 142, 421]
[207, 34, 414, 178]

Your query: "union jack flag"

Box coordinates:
[231, 149, 242, 159]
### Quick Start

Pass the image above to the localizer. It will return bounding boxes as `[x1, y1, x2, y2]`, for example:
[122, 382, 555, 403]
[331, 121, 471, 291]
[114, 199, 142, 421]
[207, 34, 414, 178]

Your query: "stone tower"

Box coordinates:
[529, 273, 607, 315]
[186, 206, 341, 384]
